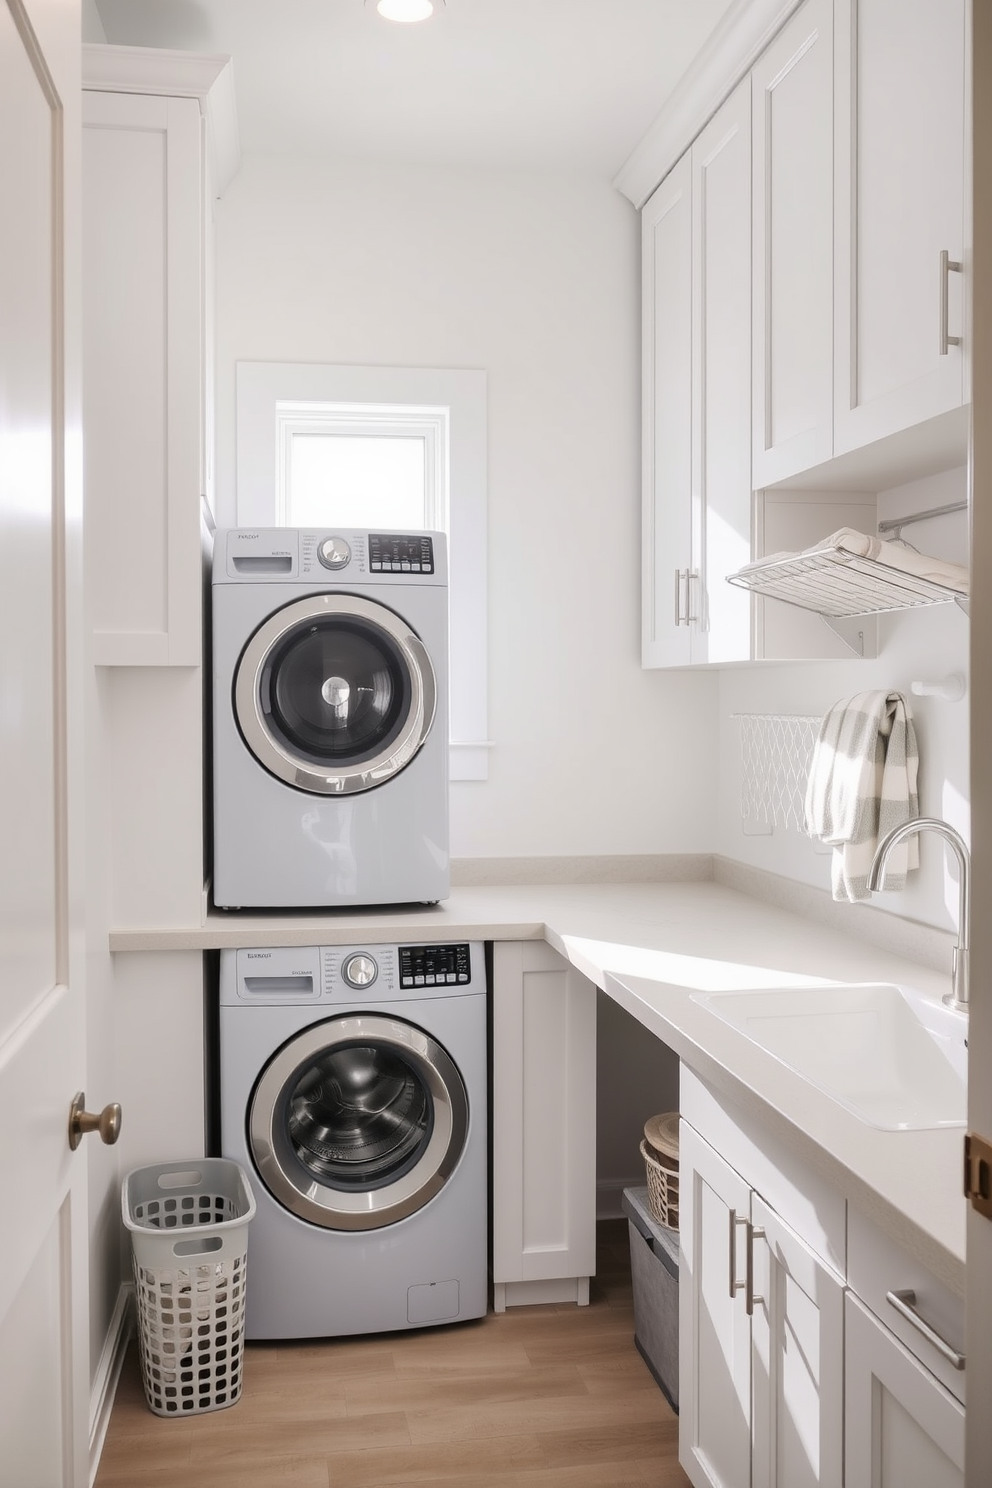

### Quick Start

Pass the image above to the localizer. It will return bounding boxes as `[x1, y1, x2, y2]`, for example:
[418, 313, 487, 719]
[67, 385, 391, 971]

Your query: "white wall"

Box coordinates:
[213, 153, 719, 860]
[719, 464, 970, 934]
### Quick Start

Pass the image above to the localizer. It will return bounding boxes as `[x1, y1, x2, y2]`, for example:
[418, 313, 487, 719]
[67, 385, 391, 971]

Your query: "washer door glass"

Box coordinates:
[249, 1015, 469, 1231]
[234, 594, 436, 796]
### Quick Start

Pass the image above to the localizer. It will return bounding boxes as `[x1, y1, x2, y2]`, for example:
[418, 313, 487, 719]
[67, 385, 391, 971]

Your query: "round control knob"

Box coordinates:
[317, 536, 351, 571]
[342, 953, 378, 989]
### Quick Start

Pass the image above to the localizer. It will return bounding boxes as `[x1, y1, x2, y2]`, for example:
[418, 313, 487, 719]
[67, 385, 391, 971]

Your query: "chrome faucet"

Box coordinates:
[867, 818, 971, 1013]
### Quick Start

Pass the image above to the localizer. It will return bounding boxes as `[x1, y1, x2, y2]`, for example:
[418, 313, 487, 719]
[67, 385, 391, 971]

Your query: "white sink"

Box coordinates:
[690, 982, 966, 1130]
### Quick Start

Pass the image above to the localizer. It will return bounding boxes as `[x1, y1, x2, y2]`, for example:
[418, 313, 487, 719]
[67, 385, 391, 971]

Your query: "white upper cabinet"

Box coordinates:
[833, 0, 967, 453]
[751, 0, 835, 488]
[642, 80, 752, 669]
[692, 80, 753, 665]
[642, 152, 693, 668]
[83, 89, 205, 666]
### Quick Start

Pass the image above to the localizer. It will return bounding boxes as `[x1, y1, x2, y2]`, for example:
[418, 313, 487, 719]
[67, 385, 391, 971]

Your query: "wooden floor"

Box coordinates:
[95, 1219, 691, 1488]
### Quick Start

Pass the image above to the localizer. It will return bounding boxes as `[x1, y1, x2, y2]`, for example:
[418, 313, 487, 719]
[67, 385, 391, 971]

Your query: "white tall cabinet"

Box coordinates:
[642, 80, 752, 669]
[82, 46, 238, 931]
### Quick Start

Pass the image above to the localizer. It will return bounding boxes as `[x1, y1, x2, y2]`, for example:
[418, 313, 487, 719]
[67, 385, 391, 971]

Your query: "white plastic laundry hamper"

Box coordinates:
[122, 1158, 256, 1417]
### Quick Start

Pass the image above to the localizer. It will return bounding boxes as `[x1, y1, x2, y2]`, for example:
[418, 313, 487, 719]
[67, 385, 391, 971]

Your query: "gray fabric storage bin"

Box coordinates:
[622, 1185, 679, 1411]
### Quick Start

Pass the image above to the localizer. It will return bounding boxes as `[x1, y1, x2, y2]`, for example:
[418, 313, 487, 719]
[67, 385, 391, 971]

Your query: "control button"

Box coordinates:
[458, 974, 469, 982]
[415, 975, 425, 985]
[342, 953, 378, 989]
[425, 975, 436, 985]
[446, 974, 457, 983]
[317, 536, 351, 571]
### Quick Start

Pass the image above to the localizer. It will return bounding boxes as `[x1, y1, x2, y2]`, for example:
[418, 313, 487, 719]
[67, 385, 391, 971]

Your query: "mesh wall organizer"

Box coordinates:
[123, 1158, 256, 1417]
[733, 713, 823, 834]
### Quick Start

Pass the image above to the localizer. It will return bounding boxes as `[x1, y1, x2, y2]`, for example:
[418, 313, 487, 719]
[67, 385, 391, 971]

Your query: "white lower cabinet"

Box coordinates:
[679, 1118, 843, 1488]
[844, 1293, 964, 1487]
[679, 1070, 966, 1488]
[491, 942, 597, 1311]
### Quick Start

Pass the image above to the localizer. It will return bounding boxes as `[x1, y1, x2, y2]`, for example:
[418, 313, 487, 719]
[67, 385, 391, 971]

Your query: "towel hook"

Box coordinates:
[910, 673, 966, 702]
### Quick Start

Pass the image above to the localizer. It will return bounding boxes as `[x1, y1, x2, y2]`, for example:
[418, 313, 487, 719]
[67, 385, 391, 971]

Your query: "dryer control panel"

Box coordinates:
[215, 528, 447, 585]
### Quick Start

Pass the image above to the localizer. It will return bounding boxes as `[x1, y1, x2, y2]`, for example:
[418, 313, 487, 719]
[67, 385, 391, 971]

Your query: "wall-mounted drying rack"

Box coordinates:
[726, 503, 969, 656]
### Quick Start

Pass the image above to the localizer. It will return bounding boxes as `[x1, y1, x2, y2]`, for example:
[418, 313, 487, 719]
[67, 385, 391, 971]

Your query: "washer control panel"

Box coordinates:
[317, 535, 352, 570]
[341, 952, 378, 988]
[226, 943, 478, 1005]
[399, 943, 471, 988]
[369, 533, 434, 574]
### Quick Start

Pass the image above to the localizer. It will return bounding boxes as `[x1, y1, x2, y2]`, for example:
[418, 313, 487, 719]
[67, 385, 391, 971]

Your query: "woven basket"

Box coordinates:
[640, 1139, 679, 1230]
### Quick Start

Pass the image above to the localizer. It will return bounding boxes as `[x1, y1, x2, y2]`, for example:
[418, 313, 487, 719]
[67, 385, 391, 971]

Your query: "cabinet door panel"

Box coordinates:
[83, 90, 203, 666]
[679, 1120, 751, 1488]
[845, 1292, 964, 1488]
[751, 1194, 843, 1488]
[752, 0, 834, 486]
[834, 0, 966, 451]
[642, 154, 692, 668]
[492, 943, 597, 1295]
[692, 78, 752, 665]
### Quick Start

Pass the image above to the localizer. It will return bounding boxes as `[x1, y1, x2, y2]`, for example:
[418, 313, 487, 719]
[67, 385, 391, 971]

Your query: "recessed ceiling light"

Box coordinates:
[369, 0, 443, 21]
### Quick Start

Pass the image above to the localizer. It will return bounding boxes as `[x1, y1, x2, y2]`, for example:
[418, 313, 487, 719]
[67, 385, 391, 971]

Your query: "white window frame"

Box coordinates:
[236, 361, 489, 781]
[274, 403, 447, 529]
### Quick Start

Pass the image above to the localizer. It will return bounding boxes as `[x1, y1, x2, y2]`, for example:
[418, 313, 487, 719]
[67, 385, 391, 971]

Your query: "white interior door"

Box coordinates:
[0, 2, 88, 1484]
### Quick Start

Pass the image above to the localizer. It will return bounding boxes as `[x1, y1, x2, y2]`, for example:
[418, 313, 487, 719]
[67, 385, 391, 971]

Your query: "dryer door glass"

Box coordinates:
[234, 594, 437, 796]
[268, 619, 409, 765]
[249, 1014, 469, 1231]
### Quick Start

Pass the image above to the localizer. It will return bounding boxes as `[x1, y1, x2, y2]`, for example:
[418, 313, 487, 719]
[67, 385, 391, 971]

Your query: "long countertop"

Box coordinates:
[110, 877, 966, 1293]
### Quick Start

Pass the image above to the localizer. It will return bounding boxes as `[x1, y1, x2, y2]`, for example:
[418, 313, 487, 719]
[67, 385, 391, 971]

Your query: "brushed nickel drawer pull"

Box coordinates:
[886, 1288, 965, 1370]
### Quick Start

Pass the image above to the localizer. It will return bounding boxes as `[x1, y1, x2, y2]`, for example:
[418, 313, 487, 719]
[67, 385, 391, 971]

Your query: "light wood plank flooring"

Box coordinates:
[95, 1219, 690, 1488]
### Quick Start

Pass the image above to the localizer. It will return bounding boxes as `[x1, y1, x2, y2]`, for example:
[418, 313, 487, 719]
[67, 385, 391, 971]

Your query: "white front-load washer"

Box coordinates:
[211, 527, 449, 909]
[219, 941, 487, 1340]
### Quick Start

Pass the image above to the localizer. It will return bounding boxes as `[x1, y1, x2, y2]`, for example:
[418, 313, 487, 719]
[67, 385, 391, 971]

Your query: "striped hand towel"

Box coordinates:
[803, 691, 920, 903]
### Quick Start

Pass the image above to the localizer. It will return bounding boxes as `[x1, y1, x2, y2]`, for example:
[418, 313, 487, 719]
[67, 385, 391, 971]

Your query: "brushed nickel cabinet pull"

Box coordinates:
[939, 249, 962, 355]
[728, 1209, 747, 1299]
[746, 1222, 765, 1316]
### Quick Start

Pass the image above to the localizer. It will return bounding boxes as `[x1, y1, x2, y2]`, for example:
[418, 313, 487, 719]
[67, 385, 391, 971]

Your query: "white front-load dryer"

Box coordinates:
[211, 527, 449, 909]
[219, 941, 487, 1340]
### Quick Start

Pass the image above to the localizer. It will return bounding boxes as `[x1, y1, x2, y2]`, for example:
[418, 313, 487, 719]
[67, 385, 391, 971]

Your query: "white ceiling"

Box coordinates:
[92, 0, 732, 177]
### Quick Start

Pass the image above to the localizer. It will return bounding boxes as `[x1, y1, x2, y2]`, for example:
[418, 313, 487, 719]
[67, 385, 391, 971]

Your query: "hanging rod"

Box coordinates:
[877, 500, 968, 539]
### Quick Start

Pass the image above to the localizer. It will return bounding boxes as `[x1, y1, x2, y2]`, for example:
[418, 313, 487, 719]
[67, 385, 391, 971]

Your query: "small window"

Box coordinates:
[237, 363, 489, 781]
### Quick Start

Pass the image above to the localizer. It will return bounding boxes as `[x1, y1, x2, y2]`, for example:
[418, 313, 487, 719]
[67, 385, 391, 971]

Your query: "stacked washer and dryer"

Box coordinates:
[211, 528, 487, 1340]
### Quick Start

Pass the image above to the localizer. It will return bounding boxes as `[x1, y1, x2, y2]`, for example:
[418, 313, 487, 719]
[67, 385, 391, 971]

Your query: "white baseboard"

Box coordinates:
[597, 1177, 644, 1220]
[89, 1283, 133, 1488]
[493, 1277, 590, 1312]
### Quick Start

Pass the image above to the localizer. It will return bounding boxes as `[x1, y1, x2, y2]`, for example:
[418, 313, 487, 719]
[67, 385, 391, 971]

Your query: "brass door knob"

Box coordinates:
[68, 1092, 122, 1151]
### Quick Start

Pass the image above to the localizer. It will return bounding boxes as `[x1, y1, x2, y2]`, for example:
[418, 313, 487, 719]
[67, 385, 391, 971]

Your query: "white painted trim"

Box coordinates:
[81, 43, 241, 197]
[613, 0, 803, 208]
[237, 361, 489, 780]
[494, 1277, 591, 1311]
[597, 1176, 645, 1220]
[88, 1283, 133, 1488]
